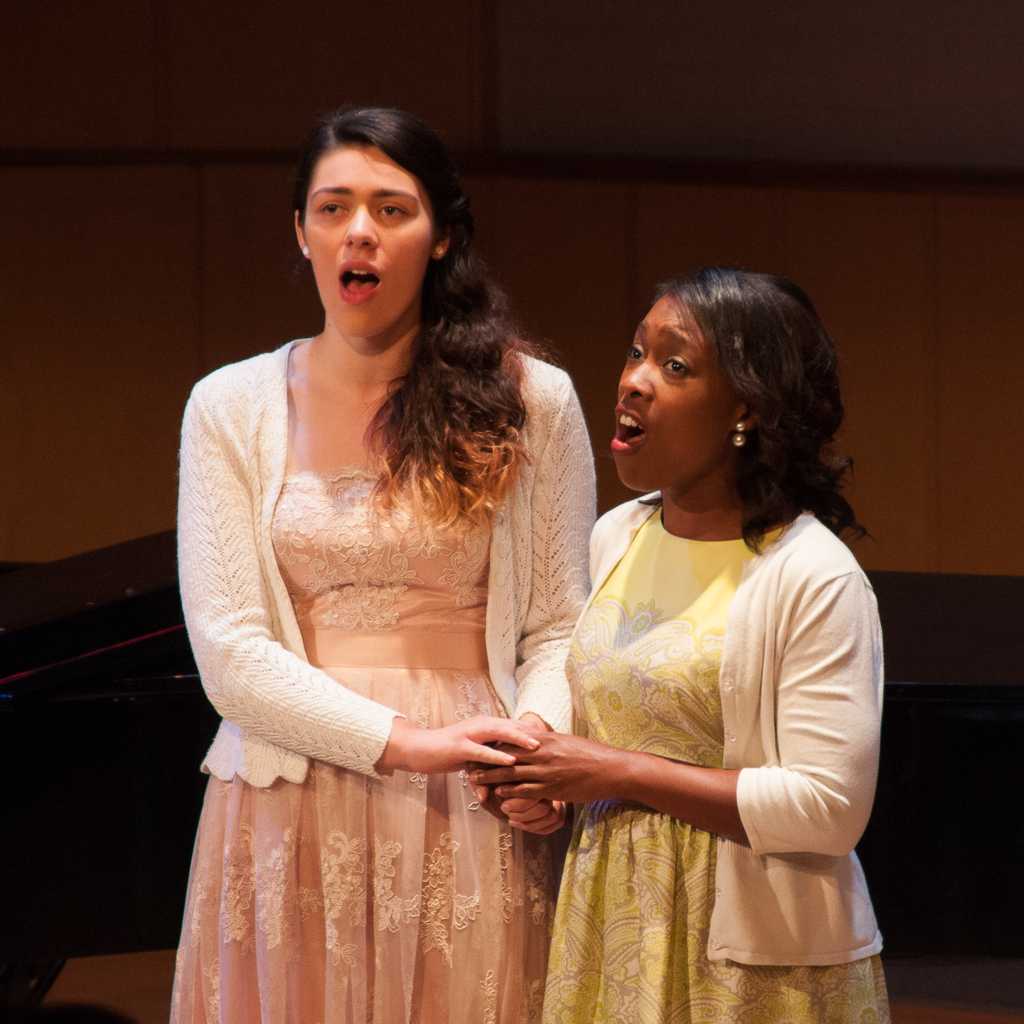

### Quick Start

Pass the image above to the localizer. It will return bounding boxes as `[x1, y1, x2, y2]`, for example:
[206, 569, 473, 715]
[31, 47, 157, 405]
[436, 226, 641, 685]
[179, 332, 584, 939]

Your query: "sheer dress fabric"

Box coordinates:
[171, 469, 554, 1024]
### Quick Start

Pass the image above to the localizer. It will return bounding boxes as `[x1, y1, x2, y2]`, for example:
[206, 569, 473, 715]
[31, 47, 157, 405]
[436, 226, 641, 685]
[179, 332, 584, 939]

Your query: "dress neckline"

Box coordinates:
[282, 466, 377, 484]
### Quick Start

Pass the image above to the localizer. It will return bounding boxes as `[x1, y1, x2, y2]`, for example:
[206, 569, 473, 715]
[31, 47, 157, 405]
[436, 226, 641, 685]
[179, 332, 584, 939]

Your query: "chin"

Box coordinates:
[612, 455, 659, 495]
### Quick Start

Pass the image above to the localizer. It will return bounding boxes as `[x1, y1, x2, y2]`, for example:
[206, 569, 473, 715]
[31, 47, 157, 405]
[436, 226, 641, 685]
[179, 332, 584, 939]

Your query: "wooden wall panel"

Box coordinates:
[634, 185, 790, 309]
[0, 345, 24, 559]
[0, 3, 158, 148]
[496, 3, 1024, 169]
[935, 197, 1024, 575]
[201, 164, 322, 372]
[784, 190, 935, 572]
[485, 179, 634, 513]
[0, 167, 200, 562]
[461, 176, 498, 268]
[160, 0, 482, 151]
[4, 163, 1024, 575]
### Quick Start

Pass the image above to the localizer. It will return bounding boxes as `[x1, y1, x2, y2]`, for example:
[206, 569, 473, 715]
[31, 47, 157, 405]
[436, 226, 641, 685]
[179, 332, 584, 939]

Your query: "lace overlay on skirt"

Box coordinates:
[171, 470, 554, 1023]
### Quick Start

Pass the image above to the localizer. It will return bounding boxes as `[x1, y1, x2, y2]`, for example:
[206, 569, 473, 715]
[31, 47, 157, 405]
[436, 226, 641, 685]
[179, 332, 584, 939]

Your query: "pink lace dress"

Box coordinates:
[170, 469, 554, 1023]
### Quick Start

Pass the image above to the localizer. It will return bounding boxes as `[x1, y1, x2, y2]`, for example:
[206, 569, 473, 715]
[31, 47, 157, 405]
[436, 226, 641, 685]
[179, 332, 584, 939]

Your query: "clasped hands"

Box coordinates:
[471, 714, 622, 835]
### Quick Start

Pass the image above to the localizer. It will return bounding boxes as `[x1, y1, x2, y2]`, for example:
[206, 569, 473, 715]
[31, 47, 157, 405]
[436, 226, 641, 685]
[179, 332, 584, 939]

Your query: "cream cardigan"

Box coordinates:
[587, 499, 884, 966]
[177, 341, 595, 786]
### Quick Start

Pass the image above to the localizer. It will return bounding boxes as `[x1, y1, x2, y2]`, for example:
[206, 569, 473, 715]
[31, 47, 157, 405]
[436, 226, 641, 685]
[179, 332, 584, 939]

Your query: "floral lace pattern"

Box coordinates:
[320, 831, 368, 965]
[256, 827, 297, 952]
[172, 467, 555, 1022]
[174, 759, 555, 1022]
[421, 833, 481, 965]
[271, 470, 489, 634]
[374, 837, 419, 935]
[219, 824, 255, 950]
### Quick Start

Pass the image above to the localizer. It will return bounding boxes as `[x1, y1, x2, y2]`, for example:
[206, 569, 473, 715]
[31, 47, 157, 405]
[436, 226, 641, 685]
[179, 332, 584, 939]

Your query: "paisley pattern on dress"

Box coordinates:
[546, 518, 890, 1024]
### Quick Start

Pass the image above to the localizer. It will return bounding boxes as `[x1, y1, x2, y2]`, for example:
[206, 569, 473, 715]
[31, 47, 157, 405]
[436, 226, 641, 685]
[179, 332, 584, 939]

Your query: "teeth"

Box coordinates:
[343, 269, 378, 283]
[619, 414, 640, 428]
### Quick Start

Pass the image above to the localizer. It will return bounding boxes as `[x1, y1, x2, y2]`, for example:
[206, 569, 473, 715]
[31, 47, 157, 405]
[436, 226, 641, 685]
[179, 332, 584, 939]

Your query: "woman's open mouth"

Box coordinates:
[611, 411, 646, 454]
[340, 269, 381, 304]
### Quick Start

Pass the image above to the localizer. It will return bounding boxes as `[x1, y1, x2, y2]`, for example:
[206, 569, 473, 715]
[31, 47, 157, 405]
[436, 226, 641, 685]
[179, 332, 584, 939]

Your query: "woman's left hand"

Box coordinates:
[471, 731, 625, 804]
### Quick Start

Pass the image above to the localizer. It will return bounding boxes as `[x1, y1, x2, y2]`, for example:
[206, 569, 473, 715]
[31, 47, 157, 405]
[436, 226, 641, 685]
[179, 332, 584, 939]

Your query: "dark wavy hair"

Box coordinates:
[656, 267, 865, 550]
[293, 106, 531, 525]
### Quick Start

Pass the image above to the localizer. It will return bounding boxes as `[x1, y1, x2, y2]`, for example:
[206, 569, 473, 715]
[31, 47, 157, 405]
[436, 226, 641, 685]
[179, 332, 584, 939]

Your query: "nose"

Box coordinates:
[618, 360, 653, 401]
[345, 205, 378, 249]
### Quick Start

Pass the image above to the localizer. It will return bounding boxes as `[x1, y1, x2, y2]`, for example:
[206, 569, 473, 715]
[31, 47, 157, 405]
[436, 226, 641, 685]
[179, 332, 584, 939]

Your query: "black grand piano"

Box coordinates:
[0, 534, 215, 1006]
[1, 533, 1022, 1006]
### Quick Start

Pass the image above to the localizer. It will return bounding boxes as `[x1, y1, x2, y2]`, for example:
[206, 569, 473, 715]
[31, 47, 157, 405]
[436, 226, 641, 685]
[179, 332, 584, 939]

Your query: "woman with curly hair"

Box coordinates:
[475, 268, 890, 1023]
[171, 106, 594, 1023]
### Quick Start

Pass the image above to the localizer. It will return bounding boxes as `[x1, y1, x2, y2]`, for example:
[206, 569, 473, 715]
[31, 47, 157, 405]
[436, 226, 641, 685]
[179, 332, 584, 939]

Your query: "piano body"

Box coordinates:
[1, 533, 1021, 1005]
[0, 533, 216, 1004]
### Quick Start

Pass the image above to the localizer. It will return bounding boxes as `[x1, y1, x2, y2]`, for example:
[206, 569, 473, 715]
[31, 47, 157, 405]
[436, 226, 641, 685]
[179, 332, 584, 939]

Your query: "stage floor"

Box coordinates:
[43, 950, 1024, 1023]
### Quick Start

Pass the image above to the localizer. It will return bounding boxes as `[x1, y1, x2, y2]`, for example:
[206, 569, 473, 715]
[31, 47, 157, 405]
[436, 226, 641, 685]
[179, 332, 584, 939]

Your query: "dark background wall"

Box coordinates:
[3, 1, 1023, 574]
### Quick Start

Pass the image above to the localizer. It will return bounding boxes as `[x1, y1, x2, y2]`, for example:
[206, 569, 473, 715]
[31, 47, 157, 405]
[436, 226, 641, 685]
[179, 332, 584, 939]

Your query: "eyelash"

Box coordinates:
[627, 346, 688, 376]
[319, 203, 407, 217]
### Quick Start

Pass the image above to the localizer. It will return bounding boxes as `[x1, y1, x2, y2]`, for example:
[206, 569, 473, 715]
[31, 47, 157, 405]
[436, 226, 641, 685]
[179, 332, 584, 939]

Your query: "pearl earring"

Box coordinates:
[731, 423, 748, 448]
[301, 245, 310, 257]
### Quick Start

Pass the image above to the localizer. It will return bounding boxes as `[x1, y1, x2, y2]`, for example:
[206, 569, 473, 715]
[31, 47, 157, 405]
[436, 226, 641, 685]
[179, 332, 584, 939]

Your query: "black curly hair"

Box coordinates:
[655, 267, 865, 550]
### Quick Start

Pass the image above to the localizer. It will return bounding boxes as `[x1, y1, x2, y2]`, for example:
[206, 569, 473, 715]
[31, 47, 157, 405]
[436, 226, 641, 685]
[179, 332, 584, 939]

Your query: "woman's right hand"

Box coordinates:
[376, 715, 540, 775]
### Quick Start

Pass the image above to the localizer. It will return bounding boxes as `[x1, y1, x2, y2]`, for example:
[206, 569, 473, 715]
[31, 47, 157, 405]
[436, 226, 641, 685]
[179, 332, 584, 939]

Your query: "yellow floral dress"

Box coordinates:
[543, 514, 889, 1024]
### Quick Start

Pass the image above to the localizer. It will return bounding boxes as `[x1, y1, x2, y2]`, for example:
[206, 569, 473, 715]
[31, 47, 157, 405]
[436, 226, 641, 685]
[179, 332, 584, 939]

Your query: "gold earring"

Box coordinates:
[731, 423, 747, 448]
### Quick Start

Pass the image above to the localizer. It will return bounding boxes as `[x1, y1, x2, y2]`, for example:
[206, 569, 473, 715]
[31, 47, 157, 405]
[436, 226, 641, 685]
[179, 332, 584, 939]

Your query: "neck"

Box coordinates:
[311, 318, 419, 394]
[659, 484, 744, 541]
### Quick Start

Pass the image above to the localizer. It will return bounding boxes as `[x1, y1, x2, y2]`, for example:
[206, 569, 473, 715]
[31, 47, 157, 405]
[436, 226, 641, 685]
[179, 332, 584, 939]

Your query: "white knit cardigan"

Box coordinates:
[587, 499, 885, 966]
[177, 342, 595, 786]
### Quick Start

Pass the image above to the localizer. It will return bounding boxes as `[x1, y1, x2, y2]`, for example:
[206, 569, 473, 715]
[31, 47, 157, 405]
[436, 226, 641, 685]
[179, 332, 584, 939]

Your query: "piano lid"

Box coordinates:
[3, 530, 1022, 696]
[868, 569, 1024, 689]
[0, 530, 195, 697]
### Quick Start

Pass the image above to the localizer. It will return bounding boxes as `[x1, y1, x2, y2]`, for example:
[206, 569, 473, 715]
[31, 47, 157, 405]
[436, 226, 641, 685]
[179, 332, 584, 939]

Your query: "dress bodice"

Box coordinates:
[271, 469, 489, 667]
[567, 514, 758, 769]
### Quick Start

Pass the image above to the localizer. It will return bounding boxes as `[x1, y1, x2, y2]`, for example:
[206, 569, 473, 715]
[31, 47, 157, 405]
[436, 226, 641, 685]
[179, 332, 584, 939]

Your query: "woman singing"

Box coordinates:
[171, 106, 594, 1023]
[476, 268, 890, 1023]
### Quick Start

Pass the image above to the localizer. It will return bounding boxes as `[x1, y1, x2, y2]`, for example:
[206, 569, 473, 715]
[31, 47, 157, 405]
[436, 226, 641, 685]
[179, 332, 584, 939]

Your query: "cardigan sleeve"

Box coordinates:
[736, 570, 884, 857]
[177, 386, 401, 777]
[511, 372, 596, 732]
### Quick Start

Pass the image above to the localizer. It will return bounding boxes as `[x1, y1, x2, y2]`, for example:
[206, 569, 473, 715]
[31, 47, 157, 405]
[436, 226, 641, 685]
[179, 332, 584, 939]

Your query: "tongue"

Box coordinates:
[346, 276, 378, 296]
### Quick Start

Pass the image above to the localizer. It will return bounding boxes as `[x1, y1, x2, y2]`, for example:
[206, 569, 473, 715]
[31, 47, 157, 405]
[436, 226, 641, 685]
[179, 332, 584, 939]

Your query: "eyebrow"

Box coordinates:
[663, 324, 694, 343]
[635, 321, 694, 345]
[309, 186, 420, 203]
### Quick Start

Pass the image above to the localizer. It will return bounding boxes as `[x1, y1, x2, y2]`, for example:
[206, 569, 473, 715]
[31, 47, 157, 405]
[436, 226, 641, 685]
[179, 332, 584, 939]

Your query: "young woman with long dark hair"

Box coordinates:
[171, 106, 594, 1023]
